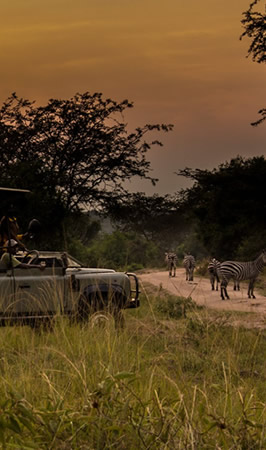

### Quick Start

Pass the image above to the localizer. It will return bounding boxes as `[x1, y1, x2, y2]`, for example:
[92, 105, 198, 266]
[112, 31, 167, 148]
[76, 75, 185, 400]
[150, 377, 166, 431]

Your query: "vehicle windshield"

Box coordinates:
[66, 254, 83, 268]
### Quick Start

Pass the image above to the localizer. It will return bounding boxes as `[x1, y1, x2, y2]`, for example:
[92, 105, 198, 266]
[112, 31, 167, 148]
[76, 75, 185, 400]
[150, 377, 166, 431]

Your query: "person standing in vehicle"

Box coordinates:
[0, 215, 28, 253]
[0, 240, 45, 270]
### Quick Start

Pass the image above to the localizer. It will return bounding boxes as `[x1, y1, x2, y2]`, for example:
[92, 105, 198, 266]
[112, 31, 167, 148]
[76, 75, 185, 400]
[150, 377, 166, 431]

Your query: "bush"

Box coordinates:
[84, 231, 161, 270]
[196, 258, 210, 276]
[155, 294, 199, 319]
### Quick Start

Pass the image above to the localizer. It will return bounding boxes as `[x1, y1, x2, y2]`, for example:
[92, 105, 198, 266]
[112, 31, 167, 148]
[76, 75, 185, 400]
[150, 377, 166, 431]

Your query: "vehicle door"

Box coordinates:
[12, 266, 66, 315]
[0, 269, 15, 316]
[63, 268, 82, 313]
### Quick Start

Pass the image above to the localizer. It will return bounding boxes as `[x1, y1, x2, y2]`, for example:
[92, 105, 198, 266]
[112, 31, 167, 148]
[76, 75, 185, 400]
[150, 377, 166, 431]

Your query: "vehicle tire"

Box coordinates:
[78, 292, 126, 329]
[89, 311, 114, 329]
[77, 294, 94, 321]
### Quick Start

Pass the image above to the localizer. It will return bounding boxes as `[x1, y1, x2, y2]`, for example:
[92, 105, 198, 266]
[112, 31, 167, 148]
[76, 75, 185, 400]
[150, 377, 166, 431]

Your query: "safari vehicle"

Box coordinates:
[0, 188, 140, 326]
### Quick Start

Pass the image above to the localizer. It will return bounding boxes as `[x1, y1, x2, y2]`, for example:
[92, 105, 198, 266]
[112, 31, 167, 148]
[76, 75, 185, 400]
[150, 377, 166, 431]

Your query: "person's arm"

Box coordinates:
[17, 263, 45, 271]
[15, 236, 28, 251]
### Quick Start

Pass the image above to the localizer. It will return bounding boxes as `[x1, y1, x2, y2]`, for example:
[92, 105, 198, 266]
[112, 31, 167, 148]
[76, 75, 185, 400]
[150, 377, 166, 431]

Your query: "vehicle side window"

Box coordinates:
[38, 258, 63, 268]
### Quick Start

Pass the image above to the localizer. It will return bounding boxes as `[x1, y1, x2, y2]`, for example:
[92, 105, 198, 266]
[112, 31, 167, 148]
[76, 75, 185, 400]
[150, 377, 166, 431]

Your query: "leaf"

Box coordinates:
[8, 416, 21, 433]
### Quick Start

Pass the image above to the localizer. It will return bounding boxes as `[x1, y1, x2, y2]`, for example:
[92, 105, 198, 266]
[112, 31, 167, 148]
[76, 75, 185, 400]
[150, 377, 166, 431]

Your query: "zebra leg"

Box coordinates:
[233, 280, 240, 291]
[216, 276, 220, 291]
[221, 281, 229, 300]
[224, 286, 230, 299]
[248, 280, 256, 299]
[210, 274, 215, 290]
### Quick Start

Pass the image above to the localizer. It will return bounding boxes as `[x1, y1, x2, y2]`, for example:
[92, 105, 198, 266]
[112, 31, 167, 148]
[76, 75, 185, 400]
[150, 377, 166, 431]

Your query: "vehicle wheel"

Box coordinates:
[113, 308, 125, 329]
[89, 311, 114, 329]
[77, 294, 93, 321]
[78, 292, 126, 329]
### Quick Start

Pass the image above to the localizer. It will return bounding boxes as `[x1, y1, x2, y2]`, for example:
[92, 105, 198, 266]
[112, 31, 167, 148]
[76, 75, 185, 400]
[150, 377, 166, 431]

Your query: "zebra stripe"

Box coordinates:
[183, 254, 195, 281]
[217, 249, 266, 300]
[208, 258, 240, 292]
[165, 252, 178, 277]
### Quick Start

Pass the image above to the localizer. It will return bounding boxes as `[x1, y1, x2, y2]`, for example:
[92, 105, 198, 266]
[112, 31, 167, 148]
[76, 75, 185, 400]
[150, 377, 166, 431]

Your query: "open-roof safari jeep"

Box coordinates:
[0, 188, 140, 327]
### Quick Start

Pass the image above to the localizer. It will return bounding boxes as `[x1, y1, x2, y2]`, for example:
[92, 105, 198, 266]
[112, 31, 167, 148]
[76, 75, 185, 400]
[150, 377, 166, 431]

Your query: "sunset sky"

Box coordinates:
[1, 0, 265, 194]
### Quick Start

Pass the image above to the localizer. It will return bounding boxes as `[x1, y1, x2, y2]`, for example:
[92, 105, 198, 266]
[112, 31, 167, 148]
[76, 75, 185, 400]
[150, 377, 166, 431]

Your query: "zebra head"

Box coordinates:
[262, 249, 266, 265]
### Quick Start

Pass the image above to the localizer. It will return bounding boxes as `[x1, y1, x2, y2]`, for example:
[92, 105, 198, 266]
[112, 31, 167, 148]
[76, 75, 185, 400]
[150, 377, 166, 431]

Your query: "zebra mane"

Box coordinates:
[255, 248, 266, 259]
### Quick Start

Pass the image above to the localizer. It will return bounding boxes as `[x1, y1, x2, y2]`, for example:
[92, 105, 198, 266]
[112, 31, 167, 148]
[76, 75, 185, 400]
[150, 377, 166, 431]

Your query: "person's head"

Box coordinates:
[4, 239, 19, 254]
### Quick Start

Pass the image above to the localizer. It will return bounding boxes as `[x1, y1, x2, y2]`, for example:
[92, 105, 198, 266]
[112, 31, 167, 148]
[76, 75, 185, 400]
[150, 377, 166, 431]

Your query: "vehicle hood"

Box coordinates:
[66, 267, 116, 274]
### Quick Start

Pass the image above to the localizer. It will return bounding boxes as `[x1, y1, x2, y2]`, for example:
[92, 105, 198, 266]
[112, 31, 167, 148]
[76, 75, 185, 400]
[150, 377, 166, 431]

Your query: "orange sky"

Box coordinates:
[1, 0, 265, 194]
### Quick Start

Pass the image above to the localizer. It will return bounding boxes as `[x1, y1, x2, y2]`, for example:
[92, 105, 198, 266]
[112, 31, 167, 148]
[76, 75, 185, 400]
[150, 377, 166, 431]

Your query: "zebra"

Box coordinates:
[183, 254, 195, 281]
[208, 258, 240, 291]
[208, 258, 220, 291]
[217, 249, 266, 300]
[165, 252, 178, 277]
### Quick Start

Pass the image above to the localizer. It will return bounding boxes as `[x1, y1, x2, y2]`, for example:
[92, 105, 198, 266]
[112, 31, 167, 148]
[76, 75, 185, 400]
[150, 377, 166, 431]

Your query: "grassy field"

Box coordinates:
[0, 284, 265, 449]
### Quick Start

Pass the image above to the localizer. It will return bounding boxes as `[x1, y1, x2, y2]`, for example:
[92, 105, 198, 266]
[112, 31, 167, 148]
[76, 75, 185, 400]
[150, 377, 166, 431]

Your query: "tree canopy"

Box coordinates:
[176, 156, 266, 259]
[0, 92, 172, 213]
[0, 92, 172, 246]
[240, 0, 266, 64]
[240, 0, 266, 126]
[106, 192, 187, 250]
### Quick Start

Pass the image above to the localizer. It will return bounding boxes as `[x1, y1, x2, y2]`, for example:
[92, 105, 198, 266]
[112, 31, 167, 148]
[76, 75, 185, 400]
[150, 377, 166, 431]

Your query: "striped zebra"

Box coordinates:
[183, 254, 195, 281]
[208, 258, 220, 291]
[208, 258, 240, 291]
[217, 249, 266, 300]
[165, 252, 178, 277]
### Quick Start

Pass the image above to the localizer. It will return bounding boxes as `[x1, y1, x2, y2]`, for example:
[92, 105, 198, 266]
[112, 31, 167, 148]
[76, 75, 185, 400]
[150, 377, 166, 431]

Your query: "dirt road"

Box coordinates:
[139, 268, 266, 316]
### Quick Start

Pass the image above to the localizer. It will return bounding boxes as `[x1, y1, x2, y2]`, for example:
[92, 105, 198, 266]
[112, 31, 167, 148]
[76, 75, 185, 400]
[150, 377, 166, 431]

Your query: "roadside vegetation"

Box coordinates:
[0, 284, 265, 449]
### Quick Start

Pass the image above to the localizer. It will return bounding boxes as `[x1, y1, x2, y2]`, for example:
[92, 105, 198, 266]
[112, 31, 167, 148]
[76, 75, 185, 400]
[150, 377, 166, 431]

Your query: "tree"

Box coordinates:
[0, 93, 173, 212]
[176, 156, 266, 259]
[84, 230, 161, 271]
[240, 0, 266, 126]
[0, 92, 172, 248]
[106, 192, 189, 251]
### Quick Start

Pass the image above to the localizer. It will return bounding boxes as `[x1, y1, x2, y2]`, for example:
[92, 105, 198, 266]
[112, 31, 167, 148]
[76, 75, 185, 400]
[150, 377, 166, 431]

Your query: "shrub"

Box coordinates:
[155, 294, 199, 319]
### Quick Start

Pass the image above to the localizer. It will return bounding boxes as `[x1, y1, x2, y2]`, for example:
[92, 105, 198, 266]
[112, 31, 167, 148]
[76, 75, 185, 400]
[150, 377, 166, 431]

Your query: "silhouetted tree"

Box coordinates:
[240, 0, 266, 63]
[240, 0, 266, 126]
[176, 156, 266, 259]
[0, 93, 173, 212]
[106, 192, 188, 250]
[0, 93, 173, 247]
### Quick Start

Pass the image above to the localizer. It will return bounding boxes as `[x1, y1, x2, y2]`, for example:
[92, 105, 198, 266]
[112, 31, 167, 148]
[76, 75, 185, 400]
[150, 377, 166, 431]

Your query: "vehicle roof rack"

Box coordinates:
[0, 187, 31, 193]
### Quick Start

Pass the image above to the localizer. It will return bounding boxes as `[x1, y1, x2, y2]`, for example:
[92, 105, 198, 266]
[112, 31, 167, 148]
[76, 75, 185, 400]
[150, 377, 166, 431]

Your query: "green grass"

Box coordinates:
[0, 285, 265, 448]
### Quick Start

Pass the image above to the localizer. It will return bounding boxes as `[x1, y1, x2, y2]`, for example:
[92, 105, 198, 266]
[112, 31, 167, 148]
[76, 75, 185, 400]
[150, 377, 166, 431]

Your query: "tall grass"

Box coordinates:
[0, 285, 265, 448]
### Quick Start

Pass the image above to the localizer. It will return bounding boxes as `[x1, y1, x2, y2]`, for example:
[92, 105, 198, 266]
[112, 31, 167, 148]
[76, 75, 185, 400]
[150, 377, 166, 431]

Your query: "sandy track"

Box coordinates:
[139, 268, 266, 315]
